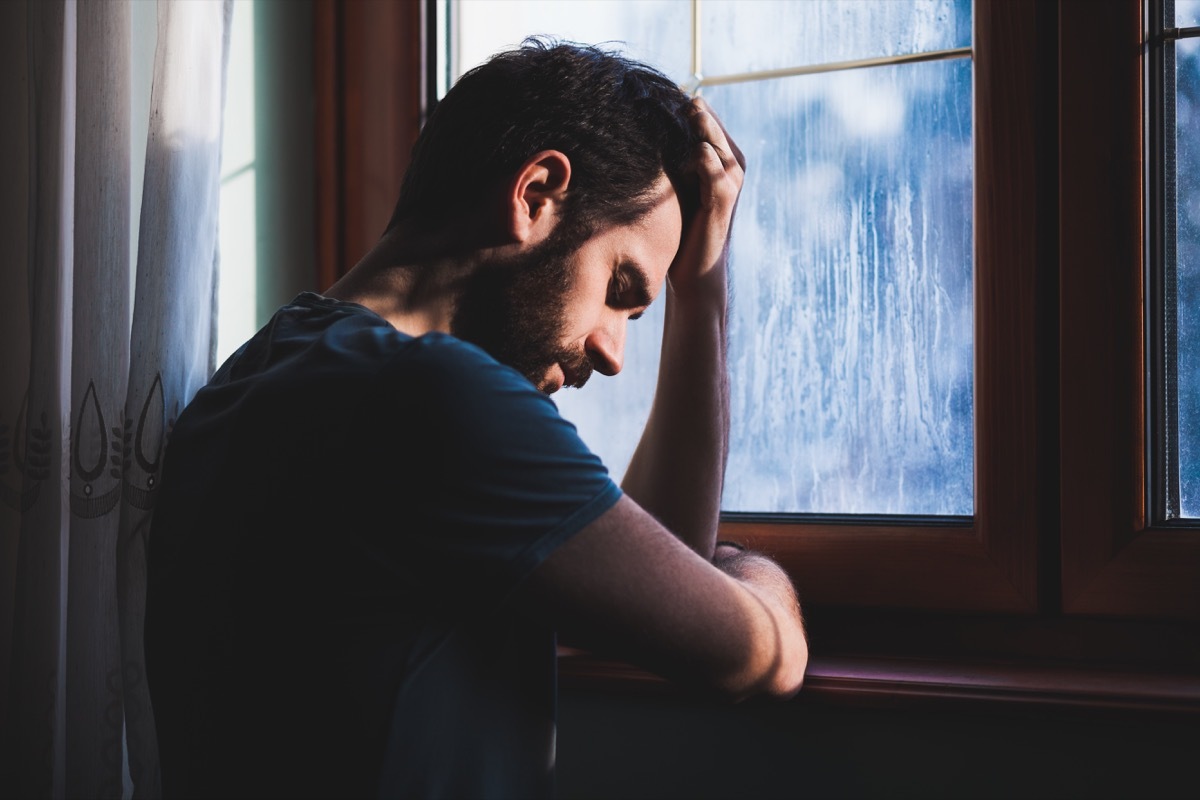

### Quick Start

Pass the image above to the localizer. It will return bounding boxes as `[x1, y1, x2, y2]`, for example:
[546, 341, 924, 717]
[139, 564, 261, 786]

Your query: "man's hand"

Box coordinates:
[668, 97, 746, 300]
[620, 96, 743, 559]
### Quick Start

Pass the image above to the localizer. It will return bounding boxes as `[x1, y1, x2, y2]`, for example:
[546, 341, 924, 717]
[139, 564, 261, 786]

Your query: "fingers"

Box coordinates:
[691, 96, 746, 172]
[687, 97, 744, 214]
[671, 96, 744, 298]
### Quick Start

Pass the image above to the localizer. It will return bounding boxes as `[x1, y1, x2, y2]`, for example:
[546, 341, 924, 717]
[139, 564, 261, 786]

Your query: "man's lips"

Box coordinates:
[541, 353, 594, 393]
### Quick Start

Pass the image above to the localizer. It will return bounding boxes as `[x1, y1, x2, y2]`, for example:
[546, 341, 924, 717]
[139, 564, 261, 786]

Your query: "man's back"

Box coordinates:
[145, 41, 809, 798]
[145, 293, 620, 798]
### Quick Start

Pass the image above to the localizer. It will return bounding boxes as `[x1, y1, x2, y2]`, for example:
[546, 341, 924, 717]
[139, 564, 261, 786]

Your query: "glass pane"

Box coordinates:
[708, 57, 974, 515]
[216, 0, 257, 366]
[449, 0, 687, 478]
[1179, 0, 1200, 26]
[1177, 36, 1200, 517]
[221, 0, 255, 176]
[701, 0, 971, 78]
[451, 0, 692, 87]
[217, 169, 257, 364]
[553, 299, 665, 483]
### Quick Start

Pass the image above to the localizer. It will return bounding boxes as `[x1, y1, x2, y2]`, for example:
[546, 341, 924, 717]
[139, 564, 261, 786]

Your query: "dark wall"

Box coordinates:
[558, 688, 1197, 799]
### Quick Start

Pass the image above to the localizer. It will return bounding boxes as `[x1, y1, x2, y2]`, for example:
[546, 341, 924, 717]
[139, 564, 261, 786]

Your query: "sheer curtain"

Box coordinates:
[0, 1, 232, 797]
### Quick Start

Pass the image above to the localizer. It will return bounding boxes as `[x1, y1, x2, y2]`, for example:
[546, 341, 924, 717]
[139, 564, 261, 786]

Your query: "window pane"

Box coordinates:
[216, 0, 256, 365]
[447, 2, 974, 516]
[709, 57, 974, 515]
[1179, 0, 1200, 26]
[553, 299, 665, 483]
[1177, 36, 1200, 517]
[452, 0, 691, 85]
[700, 0, 971, 78]
[448, 0, 686, 481]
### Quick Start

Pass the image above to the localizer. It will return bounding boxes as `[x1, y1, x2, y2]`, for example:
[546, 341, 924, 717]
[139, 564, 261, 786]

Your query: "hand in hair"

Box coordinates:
[619, 96, 741, 558]
[668, 97, 746, 302]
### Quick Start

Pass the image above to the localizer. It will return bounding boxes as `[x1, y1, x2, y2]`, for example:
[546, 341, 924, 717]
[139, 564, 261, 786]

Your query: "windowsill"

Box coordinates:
[558, 650, 1200, 716]
[559, 606, 1200, 716]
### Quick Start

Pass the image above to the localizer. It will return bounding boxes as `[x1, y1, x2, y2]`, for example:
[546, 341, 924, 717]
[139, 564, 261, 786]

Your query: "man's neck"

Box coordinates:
[324, 220, 487, 338]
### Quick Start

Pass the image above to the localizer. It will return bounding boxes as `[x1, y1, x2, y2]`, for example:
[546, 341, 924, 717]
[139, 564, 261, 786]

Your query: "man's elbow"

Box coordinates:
[765, 633, 809, 699]
[755, 629, 809, 700]
[718, 625, 809, 702]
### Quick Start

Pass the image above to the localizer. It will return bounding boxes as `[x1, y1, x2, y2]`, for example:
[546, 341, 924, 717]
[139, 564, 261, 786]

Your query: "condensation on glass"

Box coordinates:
[452, 0, 691, 83]
[709, 58, 973, 515]
[1181, 0, 1200, 26]
[700, 0, 971, 76]
[449, 0, 975, 516]
[1175, 13, 1200, 518]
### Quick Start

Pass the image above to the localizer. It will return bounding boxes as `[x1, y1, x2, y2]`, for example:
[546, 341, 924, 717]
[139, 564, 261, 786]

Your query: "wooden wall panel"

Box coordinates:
[314, 0, 423, 290]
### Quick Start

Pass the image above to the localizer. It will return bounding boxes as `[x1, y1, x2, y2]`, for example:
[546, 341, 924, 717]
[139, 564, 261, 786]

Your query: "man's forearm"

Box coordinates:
[621, 281, 729, 558]
[622, 96, 741, 559]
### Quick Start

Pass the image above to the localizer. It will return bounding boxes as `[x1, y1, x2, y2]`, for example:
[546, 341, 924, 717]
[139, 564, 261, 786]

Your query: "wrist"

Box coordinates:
[666, 275, 728, 324]
[668, 257, 728, 307]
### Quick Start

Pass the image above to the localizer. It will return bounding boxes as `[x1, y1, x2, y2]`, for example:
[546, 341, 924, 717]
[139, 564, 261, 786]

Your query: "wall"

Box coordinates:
[558, 688, 1197, 799]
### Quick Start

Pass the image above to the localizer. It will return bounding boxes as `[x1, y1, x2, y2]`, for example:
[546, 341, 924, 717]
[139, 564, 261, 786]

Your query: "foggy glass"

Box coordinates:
[1179, 0, 1200, 26]
[701, 0, 971, 77]
[454, 1, 975, 516]
[552, 298, 665, 486]
[1177, 36, 1200, 517]
[709, 58, 973, 515]
[453, 0, 690, 83]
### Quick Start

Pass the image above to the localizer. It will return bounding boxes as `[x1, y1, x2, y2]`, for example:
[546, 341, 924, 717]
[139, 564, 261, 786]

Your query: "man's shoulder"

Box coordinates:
[372, 332, 558, 436]
[224, 294, 518, 386]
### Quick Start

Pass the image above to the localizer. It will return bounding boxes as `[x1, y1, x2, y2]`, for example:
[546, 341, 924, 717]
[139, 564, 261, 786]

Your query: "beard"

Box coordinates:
[449, 228, 595, 392]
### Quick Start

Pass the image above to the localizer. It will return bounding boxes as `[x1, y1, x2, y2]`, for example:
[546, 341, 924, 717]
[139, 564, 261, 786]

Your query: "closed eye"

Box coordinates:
[608, 261, 653, 312]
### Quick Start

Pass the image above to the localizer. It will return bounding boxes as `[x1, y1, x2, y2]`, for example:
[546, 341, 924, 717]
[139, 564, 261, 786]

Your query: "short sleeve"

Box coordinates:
[360, 334, 622, 603]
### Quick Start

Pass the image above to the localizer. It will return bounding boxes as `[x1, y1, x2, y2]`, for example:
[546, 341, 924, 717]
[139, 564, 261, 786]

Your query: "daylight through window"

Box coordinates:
[445, 0, 974, 516]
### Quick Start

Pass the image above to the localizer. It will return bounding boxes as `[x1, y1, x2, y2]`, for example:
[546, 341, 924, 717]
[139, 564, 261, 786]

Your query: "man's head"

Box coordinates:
[389, 37, 698, 238]
[386, 39, 697, 393]
[451, 173, 684, 393]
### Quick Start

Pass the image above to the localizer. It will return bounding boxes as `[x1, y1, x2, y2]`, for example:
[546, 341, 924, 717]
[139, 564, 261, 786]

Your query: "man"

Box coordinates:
[145, 39, 807, 799]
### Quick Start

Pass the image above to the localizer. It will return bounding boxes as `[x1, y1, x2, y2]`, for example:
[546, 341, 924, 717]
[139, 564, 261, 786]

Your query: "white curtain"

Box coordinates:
[0, 1, 232, 797]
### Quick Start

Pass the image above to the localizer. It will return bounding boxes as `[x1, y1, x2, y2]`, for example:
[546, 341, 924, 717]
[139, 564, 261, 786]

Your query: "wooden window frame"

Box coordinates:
[314, 1, 1200, 701]
[723, 0, 1045, 614]
[314, 0, 424, 292]
[1057, 0, 1200, 619]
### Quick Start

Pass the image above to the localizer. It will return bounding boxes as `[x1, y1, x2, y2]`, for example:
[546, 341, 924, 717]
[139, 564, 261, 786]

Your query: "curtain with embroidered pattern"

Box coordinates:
[0, 1, 232, 796]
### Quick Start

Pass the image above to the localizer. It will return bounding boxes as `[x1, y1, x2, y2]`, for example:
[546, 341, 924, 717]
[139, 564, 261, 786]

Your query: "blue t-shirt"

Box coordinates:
[145, 292, 621, 798]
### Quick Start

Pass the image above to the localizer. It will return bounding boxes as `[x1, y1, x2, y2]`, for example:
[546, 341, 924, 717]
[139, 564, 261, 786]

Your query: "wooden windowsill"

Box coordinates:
[558, 650, 1200, 716]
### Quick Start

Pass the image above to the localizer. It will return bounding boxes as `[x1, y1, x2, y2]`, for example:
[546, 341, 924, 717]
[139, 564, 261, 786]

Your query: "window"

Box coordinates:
[442, 0, 1038, 613]
[1175, 4, 1200, 520]
[215, 0, 318, 366]
[449, 0, 975, 517]
[318, 0, 1198, 631]
[1149, 0, 1200, 521]
[218, 0, 258, 364]
[302, 1, 1200, 708]
[1058, 0, 1200, 618]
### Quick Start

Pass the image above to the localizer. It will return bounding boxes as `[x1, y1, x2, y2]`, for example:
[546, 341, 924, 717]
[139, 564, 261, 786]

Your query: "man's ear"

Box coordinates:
[507, 150, 571, 244]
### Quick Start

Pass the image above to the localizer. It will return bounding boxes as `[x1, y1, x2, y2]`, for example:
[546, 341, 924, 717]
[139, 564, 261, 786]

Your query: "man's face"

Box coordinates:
[452, 179, 683, 393]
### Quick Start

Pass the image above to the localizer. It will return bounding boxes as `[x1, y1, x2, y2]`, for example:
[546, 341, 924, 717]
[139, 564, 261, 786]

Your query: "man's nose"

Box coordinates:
[584, 317, 626, 376]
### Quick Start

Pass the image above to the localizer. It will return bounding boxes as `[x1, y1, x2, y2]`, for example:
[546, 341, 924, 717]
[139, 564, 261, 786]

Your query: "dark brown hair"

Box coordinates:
[387, 37, 698, 240]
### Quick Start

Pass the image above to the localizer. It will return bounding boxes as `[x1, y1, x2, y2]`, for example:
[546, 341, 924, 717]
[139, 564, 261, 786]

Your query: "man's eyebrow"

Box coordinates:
[617, 260, 653, 308]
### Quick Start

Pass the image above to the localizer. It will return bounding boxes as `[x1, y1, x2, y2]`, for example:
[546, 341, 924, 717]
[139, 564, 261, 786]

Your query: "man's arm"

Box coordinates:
[520, 494, 807, 700]
[522, 100, 807, 699]
[620, 98, 744, 559]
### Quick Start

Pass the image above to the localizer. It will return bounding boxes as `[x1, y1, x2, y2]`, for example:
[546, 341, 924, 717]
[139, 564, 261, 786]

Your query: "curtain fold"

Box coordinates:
[1, 2, 232, 797]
